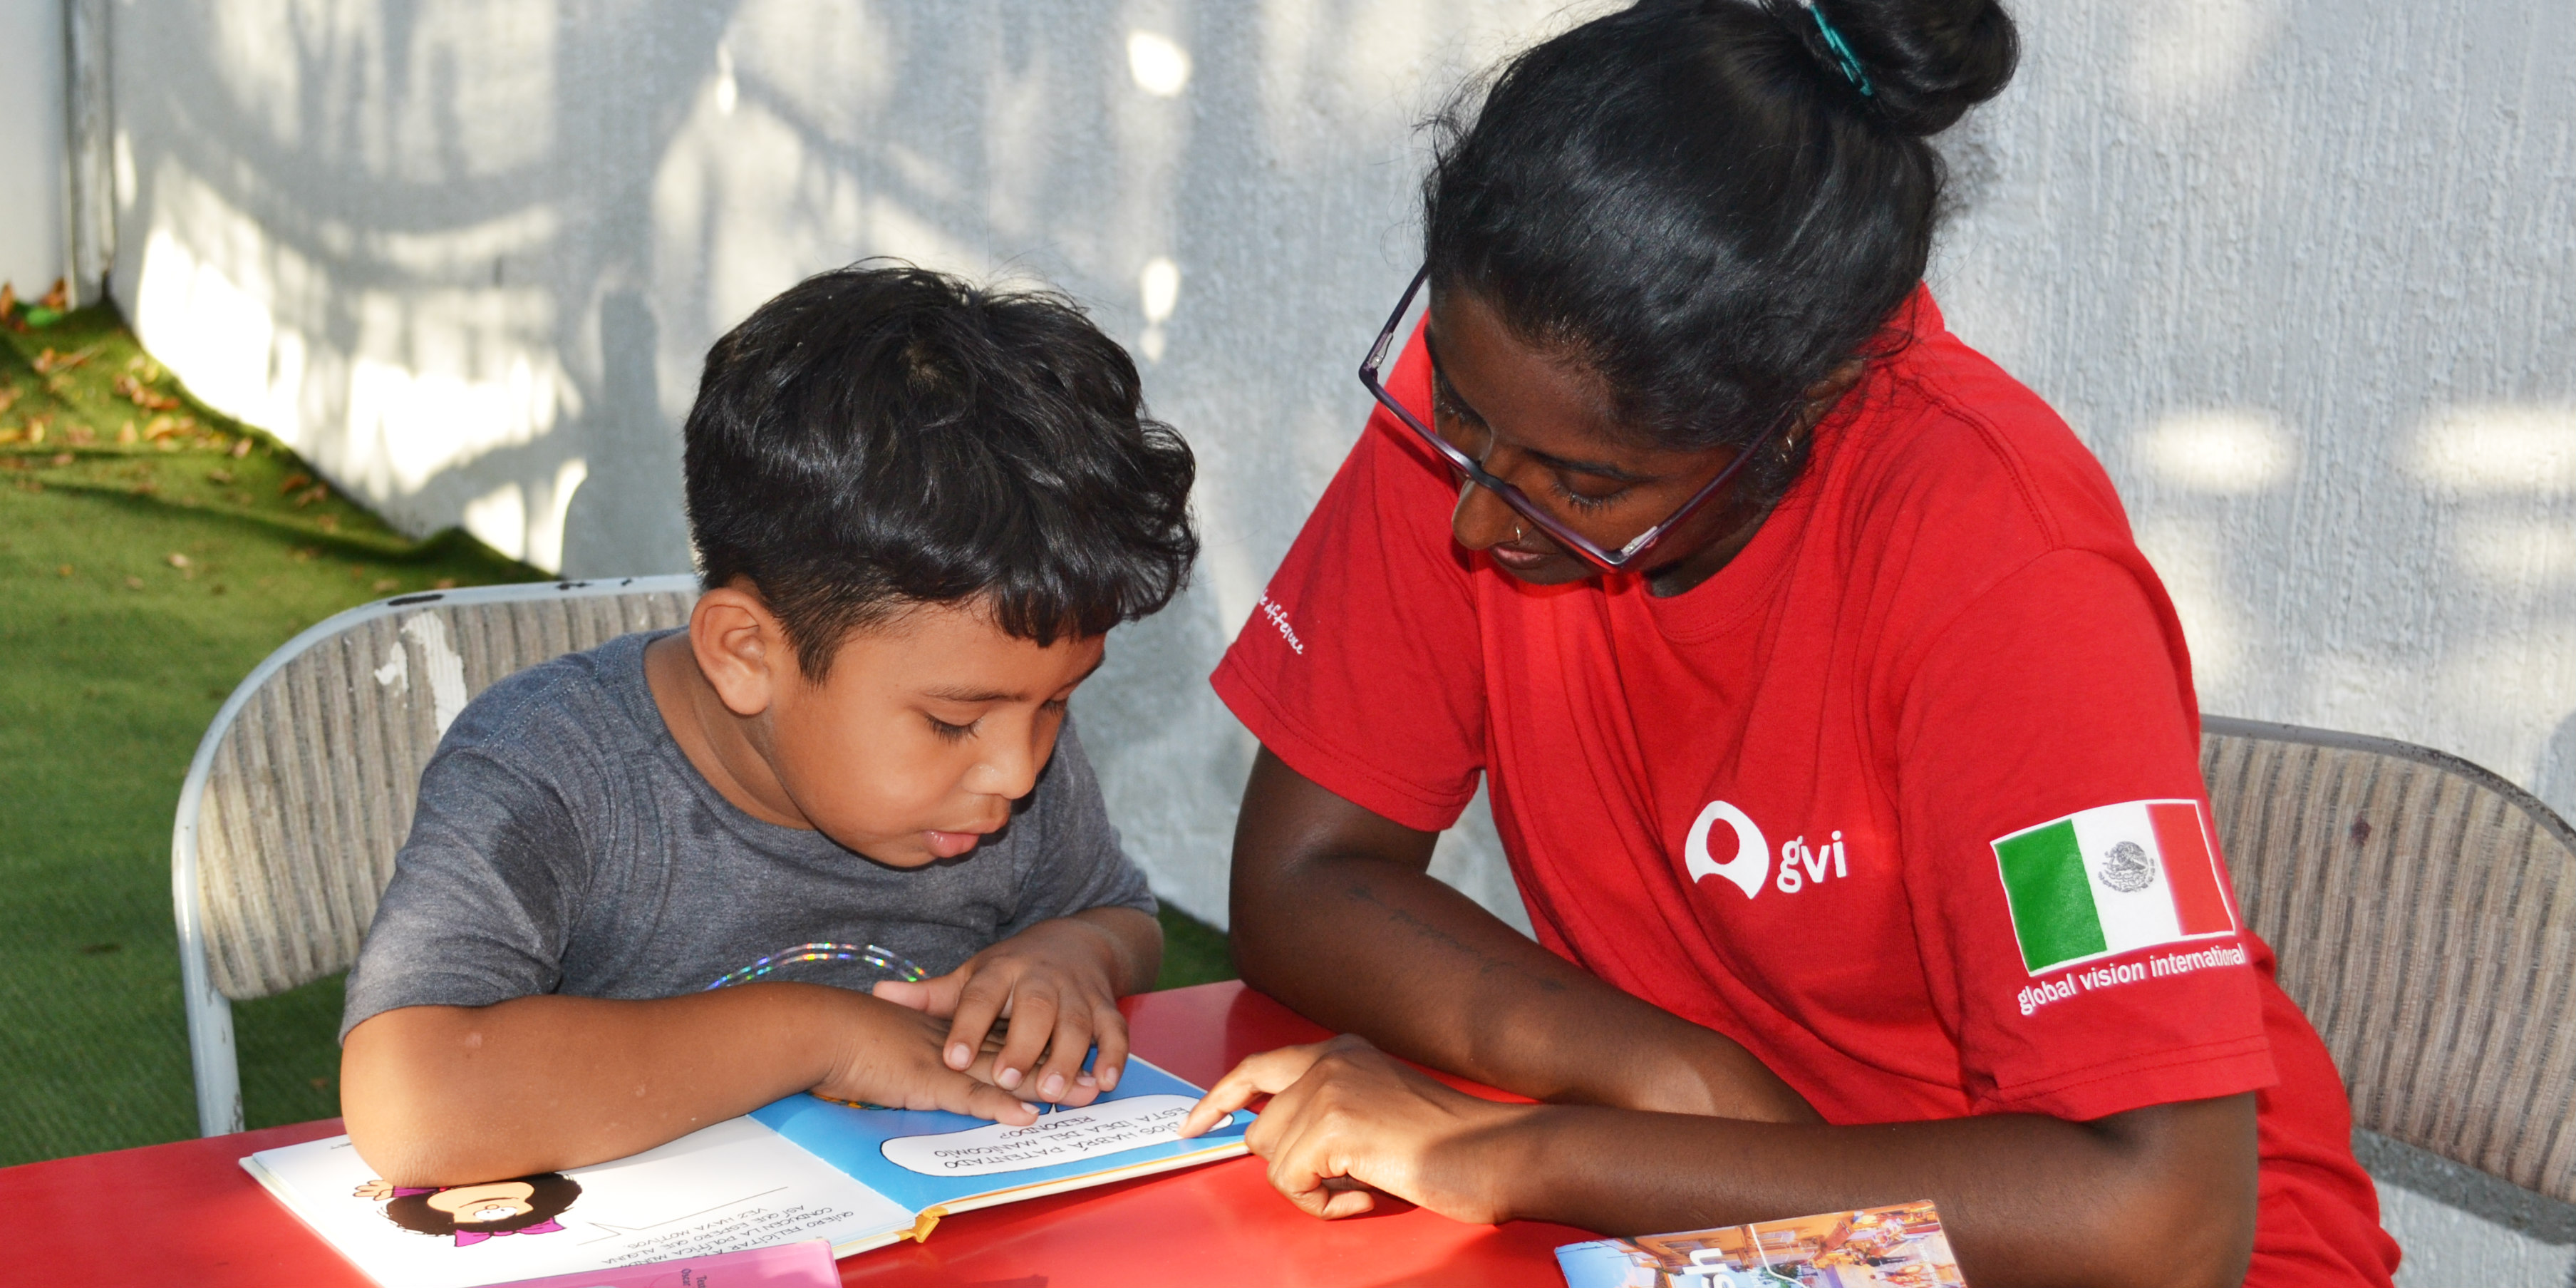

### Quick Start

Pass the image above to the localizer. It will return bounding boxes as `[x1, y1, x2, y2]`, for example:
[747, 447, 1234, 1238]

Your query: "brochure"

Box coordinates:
[1556, 1200, 1964, 1288]
[243, 1056, 1251, 1288]
[483, 1238, 839, 1287]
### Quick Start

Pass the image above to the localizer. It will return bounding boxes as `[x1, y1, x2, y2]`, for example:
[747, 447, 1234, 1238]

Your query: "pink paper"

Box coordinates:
[479, 1238, 839, 1288]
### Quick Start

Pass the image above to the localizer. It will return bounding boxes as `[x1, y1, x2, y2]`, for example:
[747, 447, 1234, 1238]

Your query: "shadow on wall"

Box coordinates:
[105, 0, 1588, 927]
[110, 0, 741, 576]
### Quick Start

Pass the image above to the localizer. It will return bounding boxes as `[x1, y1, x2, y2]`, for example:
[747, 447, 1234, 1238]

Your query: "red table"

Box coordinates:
[0, 982, 1592, 1286]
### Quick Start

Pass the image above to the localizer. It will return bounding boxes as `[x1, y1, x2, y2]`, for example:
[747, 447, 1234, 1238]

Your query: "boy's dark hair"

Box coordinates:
[382, 1175, 582, 1237]
[1425, 0, 2017, 504]
[683, 262, 1199, 678]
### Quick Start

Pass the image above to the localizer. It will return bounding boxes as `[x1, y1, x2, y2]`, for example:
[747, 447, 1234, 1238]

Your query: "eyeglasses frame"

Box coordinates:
[1357, 265, 1784, 573]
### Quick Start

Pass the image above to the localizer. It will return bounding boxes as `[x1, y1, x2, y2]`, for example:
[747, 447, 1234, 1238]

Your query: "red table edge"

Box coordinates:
[0, 982, 1595, 1287]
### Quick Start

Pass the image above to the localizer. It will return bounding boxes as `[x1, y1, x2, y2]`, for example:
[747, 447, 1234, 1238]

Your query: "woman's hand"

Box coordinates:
[1179, 1036, 1537, 1224]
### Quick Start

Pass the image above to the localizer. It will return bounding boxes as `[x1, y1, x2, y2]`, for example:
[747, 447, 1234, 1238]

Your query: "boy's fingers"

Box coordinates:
[870, 979, 931, 1011]
[993, 988, 1060, 1091]
[1091, 1006, 1132, 1094]
[897, 968, 971, 1018]
[943, 971, 1016, 1072]
[1033, 1004, 1100, 1104]
[943, 1072, 1041, 1126]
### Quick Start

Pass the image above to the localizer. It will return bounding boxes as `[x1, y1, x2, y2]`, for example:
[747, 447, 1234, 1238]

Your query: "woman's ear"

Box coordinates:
[688, 582, 794, 718]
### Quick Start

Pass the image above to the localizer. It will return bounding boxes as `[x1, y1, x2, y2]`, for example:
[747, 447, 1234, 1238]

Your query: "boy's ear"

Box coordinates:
[688, 583, 794, 718]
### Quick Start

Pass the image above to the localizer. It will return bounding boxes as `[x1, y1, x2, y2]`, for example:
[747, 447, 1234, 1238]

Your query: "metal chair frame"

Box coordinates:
[171, 575, 698, 1137]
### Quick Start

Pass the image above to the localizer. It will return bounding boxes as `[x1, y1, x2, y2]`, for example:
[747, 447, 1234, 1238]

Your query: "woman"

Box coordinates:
[1178, 2, 2397, 1285]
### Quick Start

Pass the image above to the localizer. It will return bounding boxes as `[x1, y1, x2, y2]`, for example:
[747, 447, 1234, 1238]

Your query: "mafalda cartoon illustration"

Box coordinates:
[353, 1175, 581, 1247]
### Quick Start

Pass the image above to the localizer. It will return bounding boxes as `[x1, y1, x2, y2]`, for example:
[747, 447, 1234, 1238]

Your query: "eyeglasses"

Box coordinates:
[1358, 266, 1781, 572]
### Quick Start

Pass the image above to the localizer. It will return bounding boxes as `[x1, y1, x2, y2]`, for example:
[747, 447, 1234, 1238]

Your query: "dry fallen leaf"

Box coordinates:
[316, 514, 341, 532]
[66, 425, 95, 446]
[229, 437, 251, 458]
[373, 578, 398, 592]
[279, 471, 313, 495]
[167, 552, 192, 569]
[31, 344, 97, 374]
[117, 421, 137, 445]
[48, 452, 71, 466]
[207, 468, 233, 484]
[56, 564, 72, 577]
[115, 373, 182, 411]
[38, 279, 66, 311]
[433, 577, 459, 589]
[123, 575, 144, 590]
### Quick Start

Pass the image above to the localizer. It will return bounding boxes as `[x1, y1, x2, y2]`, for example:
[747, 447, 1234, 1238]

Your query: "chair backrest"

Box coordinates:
[2202, 716, 2576, 1205]
[175, 576, 697, 1001]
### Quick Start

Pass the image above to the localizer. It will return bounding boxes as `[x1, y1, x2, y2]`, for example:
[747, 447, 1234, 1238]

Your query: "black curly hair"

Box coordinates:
[683, 260, 1200, 679]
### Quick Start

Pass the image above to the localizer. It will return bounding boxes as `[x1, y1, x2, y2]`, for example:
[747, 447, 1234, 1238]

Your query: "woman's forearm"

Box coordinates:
[1231, 749, 1812, 1122]
[341, 984, 860, 1184]
[1485, 1094, 2257, 1288]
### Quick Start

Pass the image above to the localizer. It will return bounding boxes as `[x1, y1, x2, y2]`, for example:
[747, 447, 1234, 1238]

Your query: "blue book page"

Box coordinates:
[748, 1056, 1252, 1215]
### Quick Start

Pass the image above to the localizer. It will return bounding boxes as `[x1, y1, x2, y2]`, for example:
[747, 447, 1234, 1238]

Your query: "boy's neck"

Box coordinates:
[643, 631, 813, 830]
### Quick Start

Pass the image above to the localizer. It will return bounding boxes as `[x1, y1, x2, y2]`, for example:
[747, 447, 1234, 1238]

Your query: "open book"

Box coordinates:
[243, 1057, 1251, 1288]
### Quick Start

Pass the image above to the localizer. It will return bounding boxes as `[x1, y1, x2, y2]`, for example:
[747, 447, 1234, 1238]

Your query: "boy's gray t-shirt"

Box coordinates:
[340, 629, 1154, 1040]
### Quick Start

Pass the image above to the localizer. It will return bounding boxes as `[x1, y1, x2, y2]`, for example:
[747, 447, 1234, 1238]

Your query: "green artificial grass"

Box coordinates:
[0, 301, 1231, 1168]
[0, 303, 549, 1165]
[1155, 903, 1236, 993]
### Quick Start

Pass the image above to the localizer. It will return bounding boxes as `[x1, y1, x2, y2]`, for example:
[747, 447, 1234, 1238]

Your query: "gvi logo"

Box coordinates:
[1685, 800, 1769, 899]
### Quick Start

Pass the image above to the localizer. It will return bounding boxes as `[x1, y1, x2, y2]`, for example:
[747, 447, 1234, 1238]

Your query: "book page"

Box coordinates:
[750, 1056, 1251, 1215]
[246, 1118, 915, 1288]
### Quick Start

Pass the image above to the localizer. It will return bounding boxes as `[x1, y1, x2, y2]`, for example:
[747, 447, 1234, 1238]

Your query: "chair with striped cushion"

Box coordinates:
[171, 575, 699, 1136]
[2200, 716, 2576, 1217]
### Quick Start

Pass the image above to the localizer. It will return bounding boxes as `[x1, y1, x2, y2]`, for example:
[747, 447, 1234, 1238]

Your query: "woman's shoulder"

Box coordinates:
[1830, 314, 2138, 569]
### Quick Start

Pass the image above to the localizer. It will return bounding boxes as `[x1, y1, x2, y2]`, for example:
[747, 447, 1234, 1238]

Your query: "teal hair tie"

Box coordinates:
[1802, 1, 1874, 97]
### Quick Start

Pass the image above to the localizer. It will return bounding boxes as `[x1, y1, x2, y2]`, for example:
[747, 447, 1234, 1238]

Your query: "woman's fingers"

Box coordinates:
[1257, 1073, 1392, 1222]
[1179, 1040, 1343, 1136]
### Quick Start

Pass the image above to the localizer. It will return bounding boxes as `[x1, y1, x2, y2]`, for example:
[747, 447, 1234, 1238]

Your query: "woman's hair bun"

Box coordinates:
[1765, 0, 2019, 136]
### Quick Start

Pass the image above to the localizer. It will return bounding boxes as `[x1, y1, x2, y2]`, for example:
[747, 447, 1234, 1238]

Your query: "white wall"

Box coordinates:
[103, 0, 2576, 914]
[0, 0, 67, 294]
[1930, 0, 2576, 828]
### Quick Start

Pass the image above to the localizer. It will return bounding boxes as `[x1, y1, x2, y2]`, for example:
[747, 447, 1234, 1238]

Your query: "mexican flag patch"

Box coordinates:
[1990, 800, 2237, 974]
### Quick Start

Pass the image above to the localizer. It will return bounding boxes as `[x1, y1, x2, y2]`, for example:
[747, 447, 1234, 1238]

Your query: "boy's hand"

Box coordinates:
[816, 994, 1044, 1126]
[873, 911, 1153, 1105]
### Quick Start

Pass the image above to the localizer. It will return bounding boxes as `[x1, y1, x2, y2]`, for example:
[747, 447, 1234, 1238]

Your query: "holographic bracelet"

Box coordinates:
[703, 942, 929, 991]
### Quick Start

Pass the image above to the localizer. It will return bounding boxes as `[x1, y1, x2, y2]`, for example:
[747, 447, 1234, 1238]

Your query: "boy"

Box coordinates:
[339, 263, 1200, 1185]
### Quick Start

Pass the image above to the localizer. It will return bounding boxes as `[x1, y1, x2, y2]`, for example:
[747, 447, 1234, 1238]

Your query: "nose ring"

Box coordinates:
[1511, 522, 1524, 542]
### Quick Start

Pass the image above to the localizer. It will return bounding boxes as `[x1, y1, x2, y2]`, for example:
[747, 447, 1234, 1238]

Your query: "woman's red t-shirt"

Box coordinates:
[1211, 291, 2398, 1286]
